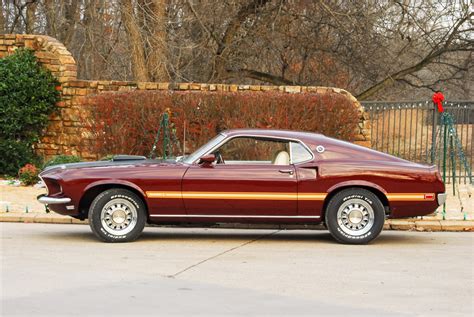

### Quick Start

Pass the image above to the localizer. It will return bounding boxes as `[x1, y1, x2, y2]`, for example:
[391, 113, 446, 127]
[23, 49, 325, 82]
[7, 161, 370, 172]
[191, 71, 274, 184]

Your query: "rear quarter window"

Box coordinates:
[291, 142, 313, 163]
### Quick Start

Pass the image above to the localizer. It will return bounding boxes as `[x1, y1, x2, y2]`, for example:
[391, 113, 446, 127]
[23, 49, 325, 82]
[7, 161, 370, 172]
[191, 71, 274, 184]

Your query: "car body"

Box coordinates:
[38, 129, 446, 244]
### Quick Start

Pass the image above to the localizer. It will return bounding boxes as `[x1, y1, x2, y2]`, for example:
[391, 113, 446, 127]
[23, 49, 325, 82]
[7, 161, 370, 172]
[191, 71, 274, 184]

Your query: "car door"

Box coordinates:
[181, 136, 297, 216]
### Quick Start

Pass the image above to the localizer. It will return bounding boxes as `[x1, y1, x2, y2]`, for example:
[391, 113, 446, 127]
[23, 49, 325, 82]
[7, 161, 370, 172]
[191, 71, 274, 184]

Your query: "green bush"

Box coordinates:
[43, 155, 82, 168]
[0, 139, 39, 175]
[0, 48, 60, 176]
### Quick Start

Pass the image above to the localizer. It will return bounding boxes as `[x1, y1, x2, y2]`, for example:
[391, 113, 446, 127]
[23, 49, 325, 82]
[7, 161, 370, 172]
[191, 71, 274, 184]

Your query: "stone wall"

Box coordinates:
[0, 34, 370, 160]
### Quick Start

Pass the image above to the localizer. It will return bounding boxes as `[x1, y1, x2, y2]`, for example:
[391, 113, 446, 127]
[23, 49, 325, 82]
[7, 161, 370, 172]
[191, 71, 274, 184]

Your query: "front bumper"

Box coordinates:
[437, 193, 447, 206]
[37, 194, 71, 205]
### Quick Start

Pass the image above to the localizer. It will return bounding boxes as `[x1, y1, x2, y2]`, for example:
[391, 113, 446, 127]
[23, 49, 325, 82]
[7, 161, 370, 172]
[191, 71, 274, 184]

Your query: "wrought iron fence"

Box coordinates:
[362, 100, 473, 184]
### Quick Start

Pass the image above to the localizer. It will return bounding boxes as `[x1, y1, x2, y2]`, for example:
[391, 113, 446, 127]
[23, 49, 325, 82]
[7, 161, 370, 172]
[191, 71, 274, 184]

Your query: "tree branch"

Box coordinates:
[356, 12, 473, 100]
[226, 68, 295, 85]
[213, 0, 272, 80]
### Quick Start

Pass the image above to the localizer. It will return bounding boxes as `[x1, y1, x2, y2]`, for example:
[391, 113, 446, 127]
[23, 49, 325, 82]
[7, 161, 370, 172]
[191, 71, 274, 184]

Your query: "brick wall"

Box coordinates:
[1, 34, 371, 160]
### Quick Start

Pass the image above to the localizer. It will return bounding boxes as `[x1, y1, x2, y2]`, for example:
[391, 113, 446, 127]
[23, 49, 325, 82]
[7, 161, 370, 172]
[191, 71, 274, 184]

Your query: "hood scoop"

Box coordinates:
[112, 155, 147, 161]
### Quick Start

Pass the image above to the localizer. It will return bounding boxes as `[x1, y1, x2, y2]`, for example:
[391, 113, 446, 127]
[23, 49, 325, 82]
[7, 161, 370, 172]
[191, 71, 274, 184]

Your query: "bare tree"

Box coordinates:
[140, 0, 169, 81]
[25, 0, 36, 33]
[0, 0, 5, 33]
[354, 1, 473, 99]
[121, 0, 149, 81]
[2, 0, 472, 100]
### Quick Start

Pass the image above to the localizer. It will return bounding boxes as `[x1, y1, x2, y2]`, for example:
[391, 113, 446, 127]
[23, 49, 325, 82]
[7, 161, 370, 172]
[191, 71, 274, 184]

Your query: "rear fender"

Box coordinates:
[327, 180, 388, 195]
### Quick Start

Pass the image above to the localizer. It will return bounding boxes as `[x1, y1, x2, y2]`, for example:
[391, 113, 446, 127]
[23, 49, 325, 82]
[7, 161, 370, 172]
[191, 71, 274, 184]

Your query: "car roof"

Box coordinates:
[220, 129, 324, 143]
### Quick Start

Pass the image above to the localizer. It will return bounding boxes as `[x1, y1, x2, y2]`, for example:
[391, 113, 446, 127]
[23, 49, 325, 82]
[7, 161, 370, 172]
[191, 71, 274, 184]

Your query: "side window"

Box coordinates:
[290, 142, 313, 164]
[216, 137, 290, 165]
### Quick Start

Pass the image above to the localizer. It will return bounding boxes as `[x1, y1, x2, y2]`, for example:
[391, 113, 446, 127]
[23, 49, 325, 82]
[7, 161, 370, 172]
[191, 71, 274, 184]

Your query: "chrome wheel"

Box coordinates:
[337, 198, 375, 236]
[100, 198, 138, 235]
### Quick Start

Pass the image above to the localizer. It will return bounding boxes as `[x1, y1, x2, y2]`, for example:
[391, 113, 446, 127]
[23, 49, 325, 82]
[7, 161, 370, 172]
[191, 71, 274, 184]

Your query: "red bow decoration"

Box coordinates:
[432, 92, 444, 113]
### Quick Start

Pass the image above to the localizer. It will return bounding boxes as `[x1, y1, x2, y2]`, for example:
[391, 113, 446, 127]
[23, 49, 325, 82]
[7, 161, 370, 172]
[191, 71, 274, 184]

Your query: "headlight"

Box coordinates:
[42, 177, 62, 195]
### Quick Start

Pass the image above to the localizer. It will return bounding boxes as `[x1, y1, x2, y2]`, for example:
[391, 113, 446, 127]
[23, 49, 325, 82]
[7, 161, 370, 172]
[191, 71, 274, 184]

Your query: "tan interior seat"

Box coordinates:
[272, 150, 290, 165]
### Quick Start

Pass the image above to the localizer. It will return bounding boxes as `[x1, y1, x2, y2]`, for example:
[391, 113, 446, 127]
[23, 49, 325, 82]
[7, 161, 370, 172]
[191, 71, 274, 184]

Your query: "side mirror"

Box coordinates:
[199, 153, 216, 165]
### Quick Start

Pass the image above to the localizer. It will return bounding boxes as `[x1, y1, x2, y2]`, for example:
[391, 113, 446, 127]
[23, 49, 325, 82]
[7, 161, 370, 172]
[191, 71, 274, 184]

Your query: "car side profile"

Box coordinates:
[38, 129, 446, 244]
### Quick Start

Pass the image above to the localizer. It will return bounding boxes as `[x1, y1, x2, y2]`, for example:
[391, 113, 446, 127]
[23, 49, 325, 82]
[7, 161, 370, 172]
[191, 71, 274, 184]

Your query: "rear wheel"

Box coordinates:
[88, 188, 146, 242]
[325, 188, 385, 244]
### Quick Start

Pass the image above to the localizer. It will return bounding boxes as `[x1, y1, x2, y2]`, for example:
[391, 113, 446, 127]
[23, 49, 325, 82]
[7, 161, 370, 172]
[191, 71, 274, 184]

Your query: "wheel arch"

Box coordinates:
[322, 182, 390, 220]
[78, 181, 149, 219]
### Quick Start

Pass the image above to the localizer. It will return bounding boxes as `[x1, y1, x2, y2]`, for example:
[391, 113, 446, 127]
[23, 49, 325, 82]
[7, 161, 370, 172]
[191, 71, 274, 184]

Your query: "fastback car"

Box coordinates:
[38, 129, 446, 244]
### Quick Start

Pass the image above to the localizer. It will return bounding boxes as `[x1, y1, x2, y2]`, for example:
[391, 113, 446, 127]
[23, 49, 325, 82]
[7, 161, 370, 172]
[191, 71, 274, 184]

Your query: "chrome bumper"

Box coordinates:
[437, 193, 447, 206]
[37, 194, 71, 205]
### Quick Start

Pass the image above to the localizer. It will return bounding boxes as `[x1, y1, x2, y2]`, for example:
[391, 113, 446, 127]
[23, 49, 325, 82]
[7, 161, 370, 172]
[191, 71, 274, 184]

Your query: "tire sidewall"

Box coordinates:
[325, 189, 385, 244]
[89, 189, 146, 242]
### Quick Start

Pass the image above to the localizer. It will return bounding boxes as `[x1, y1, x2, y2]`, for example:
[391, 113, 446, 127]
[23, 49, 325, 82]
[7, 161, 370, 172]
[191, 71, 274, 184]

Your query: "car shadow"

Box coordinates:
[49, 229, 436, 246]
[40, 226, 334, 244]
[42, 226, 437, 246]
[139, 229, 336, 243]
[139, 229, 435, 245]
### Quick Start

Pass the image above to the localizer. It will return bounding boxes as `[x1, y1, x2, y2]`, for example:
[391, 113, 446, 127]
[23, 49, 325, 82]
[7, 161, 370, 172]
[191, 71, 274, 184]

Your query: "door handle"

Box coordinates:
[279, 169, 294, 175]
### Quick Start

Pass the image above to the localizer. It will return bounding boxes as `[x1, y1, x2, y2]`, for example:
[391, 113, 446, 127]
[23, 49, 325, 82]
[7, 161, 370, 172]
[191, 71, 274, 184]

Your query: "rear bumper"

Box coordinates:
[37, 194, 71, 205]
[437, 193, 447, 206]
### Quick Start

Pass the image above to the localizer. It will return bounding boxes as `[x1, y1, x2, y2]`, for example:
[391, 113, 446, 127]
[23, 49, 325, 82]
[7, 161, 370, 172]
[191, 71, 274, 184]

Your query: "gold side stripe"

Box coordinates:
[386, 193, 435, 201]
[146, 191, 436, 202]
[147, 191, 182, 199]
[298, 193, 328, 200]
[146, 191, 327, 201]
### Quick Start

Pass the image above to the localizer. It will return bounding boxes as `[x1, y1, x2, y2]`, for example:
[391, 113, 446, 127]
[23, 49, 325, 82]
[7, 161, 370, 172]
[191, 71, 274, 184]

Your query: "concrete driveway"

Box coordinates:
[1, 223, 473, 316]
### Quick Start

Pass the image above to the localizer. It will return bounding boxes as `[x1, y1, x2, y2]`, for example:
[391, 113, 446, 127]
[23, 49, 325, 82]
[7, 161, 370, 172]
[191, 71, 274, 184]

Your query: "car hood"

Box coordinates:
[40, 155, 178, 175]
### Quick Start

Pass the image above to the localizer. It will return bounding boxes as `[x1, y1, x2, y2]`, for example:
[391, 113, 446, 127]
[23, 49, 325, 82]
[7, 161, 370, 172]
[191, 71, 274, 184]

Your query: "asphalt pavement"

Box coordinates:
[1, 223, 473, 316]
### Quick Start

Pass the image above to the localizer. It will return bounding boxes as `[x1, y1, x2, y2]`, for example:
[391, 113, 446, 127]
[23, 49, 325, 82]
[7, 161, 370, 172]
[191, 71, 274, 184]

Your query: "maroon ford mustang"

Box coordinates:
[38, 129, 446, 244]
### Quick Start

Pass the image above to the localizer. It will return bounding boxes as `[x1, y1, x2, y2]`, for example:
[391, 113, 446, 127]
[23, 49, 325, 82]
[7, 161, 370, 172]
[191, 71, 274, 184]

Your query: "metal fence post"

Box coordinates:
[431, 102, 438, 164]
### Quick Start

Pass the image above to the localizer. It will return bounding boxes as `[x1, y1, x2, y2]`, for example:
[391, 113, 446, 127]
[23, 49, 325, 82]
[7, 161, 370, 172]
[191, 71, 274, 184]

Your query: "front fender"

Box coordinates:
[83, 179, 146, 198]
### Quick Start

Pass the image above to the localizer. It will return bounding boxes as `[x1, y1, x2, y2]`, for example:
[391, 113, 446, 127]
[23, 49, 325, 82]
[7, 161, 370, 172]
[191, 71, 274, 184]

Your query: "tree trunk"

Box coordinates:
[60, 0, 80, 46]
[147, 0, 169, 81]
[213, 0, 271, 81]
[121, 0, 149, 82]
[25, 1, 38, 33]
[0, 0, 6, 34]
[43, 0, 56, 36]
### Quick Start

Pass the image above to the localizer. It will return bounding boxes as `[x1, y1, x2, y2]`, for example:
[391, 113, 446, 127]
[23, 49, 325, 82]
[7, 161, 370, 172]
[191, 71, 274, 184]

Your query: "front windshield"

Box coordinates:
[182, 133, 226, 164]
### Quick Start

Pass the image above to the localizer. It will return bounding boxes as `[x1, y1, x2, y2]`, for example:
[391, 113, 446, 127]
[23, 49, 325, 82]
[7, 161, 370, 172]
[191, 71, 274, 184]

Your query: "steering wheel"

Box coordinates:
[215, 151, 225, 164]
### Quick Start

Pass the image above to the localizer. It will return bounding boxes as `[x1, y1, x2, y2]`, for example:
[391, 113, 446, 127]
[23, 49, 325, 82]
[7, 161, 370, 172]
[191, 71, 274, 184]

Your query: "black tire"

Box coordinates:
[325, 188, 385, 244]
[88, 188, 147, 243]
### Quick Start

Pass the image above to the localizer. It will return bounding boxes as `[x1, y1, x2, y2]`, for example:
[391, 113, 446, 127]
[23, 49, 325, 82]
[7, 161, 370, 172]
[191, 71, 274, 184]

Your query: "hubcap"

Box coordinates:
[100, 198, 138, 235]
[348, 209, 363, 224]
[112, 209, 127, 224]
[337, 198, 375, 236]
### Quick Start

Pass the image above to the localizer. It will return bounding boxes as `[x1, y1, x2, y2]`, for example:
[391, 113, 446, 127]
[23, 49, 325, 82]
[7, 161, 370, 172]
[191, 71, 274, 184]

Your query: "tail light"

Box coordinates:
[424, 193, 435, 201]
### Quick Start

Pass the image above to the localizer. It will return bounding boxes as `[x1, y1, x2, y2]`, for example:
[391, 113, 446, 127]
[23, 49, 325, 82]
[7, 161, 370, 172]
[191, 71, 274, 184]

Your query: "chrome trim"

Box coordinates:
[38, 195, 71, 205]
[437, 193, 447, 206]
[150, 214, 320, 219]
[38, 175, 48, 195]
[192, 133, 315, 165]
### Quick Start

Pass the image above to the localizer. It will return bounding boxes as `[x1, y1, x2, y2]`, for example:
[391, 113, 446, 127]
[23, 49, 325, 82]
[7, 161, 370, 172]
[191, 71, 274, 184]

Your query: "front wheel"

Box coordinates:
[325, 188, 385, 244]
[88, 188, 147, 242]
